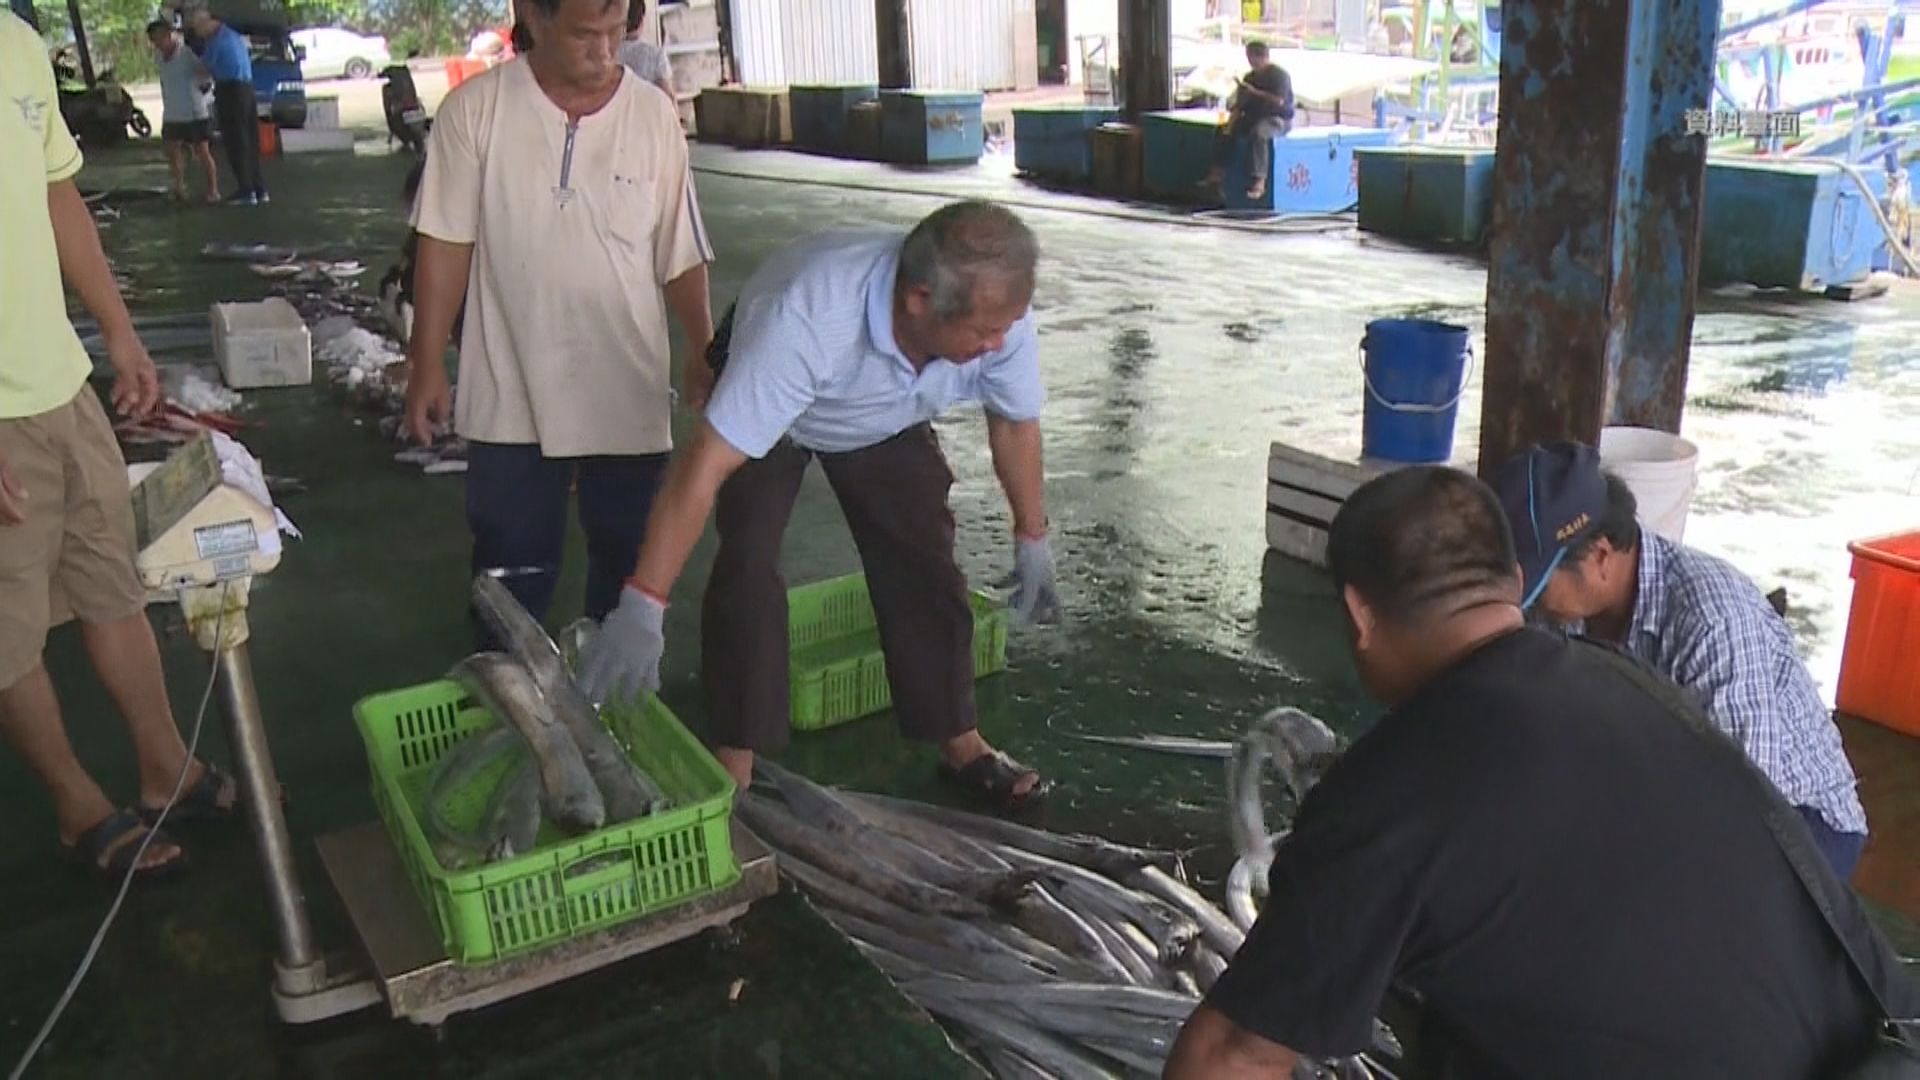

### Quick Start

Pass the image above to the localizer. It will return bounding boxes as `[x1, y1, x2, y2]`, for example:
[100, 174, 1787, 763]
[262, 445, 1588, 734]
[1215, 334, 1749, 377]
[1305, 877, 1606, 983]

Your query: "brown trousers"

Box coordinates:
[701, 423, 977, 752]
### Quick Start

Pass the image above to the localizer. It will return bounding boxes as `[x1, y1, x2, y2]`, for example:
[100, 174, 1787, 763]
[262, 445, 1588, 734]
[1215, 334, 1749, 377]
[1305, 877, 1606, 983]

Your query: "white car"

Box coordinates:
[291, 27, 392, 81]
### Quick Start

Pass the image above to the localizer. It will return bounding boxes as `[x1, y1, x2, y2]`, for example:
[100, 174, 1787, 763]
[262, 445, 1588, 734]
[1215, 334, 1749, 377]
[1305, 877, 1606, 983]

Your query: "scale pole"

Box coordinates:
[216, 643, 321, 979]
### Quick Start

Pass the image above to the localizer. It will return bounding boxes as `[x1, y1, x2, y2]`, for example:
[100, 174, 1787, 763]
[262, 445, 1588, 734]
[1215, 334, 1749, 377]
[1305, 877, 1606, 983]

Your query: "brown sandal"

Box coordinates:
[938, 750, 1050, 812]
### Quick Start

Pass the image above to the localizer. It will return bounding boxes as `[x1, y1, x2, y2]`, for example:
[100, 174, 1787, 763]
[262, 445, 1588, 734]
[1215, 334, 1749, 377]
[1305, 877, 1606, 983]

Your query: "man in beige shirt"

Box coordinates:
[404, 0, 714, 631]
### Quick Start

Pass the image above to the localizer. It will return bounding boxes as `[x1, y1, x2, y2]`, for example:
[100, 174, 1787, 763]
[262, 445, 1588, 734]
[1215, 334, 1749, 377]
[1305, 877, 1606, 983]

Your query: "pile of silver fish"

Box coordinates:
[741, 734, 1403, 1080]
[423, 576, 670, 870]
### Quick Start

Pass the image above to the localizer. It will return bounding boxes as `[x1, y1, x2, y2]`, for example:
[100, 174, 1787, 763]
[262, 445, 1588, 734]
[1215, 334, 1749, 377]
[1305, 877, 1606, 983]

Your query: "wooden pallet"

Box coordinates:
[1264, 442, 1390, 568]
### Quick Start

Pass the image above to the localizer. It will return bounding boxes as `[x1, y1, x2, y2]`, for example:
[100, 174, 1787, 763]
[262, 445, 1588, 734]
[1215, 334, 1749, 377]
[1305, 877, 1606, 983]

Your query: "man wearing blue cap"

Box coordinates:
[1491, 442, 1868, 879]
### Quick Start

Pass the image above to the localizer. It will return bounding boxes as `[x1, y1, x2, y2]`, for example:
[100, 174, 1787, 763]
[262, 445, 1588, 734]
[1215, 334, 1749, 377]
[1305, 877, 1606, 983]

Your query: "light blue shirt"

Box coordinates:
[704, 229, 1046, 459]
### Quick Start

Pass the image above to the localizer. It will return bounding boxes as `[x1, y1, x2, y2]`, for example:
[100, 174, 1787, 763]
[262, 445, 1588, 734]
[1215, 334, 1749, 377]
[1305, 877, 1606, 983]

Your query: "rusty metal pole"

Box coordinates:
[876, 0, 912, 90]
[1476, 0, 1721, 476]
[1119, 0, 1172, 120]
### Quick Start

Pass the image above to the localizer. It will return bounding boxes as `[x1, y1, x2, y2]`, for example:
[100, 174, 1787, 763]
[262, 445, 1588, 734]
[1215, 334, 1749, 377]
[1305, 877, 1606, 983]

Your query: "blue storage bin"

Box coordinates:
[1700, 160, 1887, 290]
[1014, 106, 1121, 183]
[1355, 146, 1496, 245]
[1141, 109, 1223, 199]
[1224, 125, 1399, 213]
[791, 84, 879, 156]
[880, 90, 985, 165]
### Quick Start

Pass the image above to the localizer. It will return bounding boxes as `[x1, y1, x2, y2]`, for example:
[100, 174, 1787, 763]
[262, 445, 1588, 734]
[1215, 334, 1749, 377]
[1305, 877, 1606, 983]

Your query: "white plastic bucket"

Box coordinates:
[1598, 426, 1700, 543]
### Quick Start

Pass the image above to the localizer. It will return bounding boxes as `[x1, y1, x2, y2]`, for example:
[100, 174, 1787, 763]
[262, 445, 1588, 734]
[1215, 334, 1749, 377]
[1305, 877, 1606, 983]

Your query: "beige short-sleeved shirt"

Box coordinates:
[412, 59, 713, 457]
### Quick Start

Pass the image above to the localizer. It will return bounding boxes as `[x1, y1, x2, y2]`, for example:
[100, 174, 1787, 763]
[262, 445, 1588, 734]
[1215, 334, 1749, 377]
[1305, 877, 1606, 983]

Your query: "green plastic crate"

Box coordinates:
[787, 572, 1009, 732]
[353, 680, 740, 964]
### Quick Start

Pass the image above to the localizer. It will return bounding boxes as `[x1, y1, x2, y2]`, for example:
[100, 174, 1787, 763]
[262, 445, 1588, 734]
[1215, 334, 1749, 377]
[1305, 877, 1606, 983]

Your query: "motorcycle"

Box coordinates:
[52, 49, 150, 147]
[380, 54, 429, 153]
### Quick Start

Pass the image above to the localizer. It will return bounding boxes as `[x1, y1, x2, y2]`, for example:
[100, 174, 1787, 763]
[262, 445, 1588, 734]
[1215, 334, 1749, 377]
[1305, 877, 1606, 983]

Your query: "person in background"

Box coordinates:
[1202, 40, 1295, 200]
[188, 5, 267, 205]
[147, 19, 220, 206]
[577, 200, 1063, 809]
[1491, 442, 1870, 879]
[0, 10, 235, 883]
[403, 0, 714, 636]
[1166, 465, 1907, 1078]
[618, 0, 674, 100]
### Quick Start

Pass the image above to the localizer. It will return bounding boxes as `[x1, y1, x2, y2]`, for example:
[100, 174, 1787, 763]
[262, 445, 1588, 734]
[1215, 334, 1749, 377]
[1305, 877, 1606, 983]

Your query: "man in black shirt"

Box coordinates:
[1204, 40, 1295, 200]
[1166, 465, 1906, 1078]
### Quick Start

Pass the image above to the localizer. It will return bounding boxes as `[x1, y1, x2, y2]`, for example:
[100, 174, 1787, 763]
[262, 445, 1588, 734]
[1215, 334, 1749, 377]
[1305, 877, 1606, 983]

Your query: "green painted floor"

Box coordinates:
[1, 137, 1915, 1075]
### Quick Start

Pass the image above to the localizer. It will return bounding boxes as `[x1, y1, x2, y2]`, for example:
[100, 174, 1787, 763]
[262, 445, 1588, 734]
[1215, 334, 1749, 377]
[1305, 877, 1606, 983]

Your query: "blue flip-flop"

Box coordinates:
[138, 763, 237, 827]
[63, 808, 188, 882]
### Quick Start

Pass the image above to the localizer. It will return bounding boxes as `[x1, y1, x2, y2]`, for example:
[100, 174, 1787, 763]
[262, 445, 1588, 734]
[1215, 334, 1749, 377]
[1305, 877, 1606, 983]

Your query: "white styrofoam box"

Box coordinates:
[306, 95, 341, 130]
[211, 298, 313, 389]
[278, 127, 356, 154]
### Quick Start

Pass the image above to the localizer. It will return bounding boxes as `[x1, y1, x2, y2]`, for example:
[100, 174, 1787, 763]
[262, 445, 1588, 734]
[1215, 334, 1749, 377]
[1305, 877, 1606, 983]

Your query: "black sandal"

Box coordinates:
[63, 808, 188, 882]
[139, 763, 237, 827]
[938, 750, 1050, 812]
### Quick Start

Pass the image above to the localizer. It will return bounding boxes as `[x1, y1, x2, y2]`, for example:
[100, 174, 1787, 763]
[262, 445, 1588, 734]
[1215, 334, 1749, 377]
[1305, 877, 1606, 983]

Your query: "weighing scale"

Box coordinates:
[131, 435, 778, 1027]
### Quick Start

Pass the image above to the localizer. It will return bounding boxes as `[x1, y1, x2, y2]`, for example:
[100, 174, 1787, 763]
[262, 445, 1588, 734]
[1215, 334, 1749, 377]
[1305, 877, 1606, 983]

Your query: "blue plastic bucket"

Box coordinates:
[1360, 318, 1474, 464]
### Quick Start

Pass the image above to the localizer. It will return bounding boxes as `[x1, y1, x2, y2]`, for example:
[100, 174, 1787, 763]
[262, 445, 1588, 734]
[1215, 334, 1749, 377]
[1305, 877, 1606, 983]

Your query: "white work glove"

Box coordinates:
[577, 586, 666, 707]
[1003, 533, 1062, 626]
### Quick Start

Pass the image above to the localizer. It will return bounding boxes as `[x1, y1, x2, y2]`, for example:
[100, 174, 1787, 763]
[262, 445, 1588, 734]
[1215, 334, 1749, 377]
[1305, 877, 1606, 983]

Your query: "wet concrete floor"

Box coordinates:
[0, 140, 1914, 1076]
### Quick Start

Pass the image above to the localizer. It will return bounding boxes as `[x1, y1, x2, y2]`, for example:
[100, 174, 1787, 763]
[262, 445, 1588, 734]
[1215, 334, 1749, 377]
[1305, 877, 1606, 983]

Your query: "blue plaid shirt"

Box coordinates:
[1623, 534, 1867, 835]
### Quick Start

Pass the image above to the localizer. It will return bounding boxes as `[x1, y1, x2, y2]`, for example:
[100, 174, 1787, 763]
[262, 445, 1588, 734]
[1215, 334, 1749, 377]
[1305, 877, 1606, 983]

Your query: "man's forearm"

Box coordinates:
[405, 235, 474, 372]
[987, 416, 1047, 539]
[663, 264, 715, 365]
[628, 463, 719, 601]
[1165, 1006, 1301, 1080]
[48, 180, 136, 346]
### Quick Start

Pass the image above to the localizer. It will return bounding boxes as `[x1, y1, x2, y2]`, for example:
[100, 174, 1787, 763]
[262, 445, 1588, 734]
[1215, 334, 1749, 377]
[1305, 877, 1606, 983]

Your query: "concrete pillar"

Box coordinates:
[1477, 0, 1722, 476]
[876, 0, 912, 90]
[1119, 0, 1172, 118]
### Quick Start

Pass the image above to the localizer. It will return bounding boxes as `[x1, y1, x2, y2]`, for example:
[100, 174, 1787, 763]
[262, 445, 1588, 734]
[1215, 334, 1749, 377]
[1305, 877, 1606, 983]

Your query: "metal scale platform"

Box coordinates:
[131, 435, 778, 1027]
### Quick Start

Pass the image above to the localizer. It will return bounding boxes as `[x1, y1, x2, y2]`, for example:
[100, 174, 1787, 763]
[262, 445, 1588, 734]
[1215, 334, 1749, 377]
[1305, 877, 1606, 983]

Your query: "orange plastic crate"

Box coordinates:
[1835, 530, 1920, 737]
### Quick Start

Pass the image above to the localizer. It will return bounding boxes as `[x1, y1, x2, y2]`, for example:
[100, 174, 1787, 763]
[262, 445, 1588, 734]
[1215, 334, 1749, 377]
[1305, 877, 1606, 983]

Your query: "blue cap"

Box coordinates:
[1490, 442, 1608, 610]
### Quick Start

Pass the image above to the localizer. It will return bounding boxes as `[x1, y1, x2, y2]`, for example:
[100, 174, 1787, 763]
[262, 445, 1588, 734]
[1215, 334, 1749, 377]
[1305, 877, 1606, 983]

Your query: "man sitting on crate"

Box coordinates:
[578, 199, 1062, 809]
[1490, 442, 1870, 879]
[1202, 40, 1296, 201]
